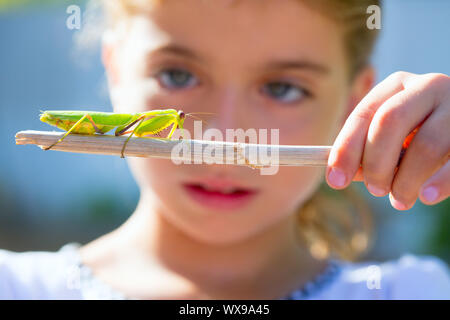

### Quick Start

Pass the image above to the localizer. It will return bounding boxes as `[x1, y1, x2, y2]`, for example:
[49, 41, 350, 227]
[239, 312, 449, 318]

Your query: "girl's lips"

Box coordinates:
[182, 182, 259, 210]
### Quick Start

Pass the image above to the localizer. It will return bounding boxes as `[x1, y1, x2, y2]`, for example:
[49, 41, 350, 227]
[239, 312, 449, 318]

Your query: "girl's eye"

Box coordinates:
[262, 81, 310, 103]
[156, 68, 198, 89]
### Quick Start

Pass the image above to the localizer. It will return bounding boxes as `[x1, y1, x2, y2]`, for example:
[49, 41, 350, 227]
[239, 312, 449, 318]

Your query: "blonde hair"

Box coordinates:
[96, 0, 381, 261]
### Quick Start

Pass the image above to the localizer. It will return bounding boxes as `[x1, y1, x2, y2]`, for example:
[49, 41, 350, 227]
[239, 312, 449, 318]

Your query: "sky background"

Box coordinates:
[0, 0, 449, 262]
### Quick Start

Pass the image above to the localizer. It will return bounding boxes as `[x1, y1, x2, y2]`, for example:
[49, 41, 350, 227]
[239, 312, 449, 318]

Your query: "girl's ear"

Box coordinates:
[343, 66, 376, 124]
[101, 42, 119, 85]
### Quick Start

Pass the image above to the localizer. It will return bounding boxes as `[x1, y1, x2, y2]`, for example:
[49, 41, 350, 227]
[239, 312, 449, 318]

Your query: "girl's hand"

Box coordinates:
[326, 71, 450, 210]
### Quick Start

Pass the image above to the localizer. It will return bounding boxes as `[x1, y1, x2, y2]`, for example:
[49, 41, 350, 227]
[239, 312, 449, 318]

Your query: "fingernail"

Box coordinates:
[328, 167, 346, 187]
[390, 197, 407, 210]
[421, 186, 439, 203]
[367, 184, 386, 197]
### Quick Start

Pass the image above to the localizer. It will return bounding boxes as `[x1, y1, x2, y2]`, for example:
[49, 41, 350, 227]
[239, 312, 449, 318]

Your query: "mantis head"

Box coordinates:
[177, 110, 185, 129]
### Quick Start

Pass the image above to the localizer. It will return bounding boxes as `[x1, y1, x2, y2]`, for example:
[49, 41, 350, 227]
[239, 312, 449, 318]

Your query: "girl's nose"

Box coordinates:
[205, 87, 245, 135]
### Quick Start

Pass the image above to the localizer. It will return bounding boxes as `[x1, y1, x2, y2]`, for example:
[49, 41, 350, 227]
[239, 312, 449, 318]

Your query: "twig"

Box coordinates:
[15, 130, 331, 167]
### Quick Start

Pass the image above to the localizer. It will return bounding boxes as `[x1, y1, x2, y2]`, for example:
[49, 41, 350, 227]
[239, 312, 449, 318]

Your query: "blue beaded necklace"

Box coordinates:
[280, 259, 342, 300]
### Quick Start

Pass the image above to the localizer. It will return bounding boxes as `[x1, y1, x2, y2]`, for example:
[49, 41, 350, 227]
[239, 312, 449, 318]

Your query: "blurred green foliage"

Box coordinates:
[71, 188, 137, 225]
[428, 200, 450, 262]
[0, 184, 24, 223]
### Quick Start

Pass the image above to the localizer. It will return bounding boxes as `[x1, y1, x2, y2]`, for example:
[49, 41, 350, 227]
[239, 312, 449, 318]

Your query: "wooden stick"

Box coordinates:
[15, 130, 331, 167]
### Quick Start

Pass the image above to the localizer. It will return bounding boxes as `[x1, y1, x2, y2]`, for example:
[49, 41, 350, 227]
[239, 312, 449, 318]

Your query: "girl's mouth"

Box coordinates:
[182, 181, 259, 210]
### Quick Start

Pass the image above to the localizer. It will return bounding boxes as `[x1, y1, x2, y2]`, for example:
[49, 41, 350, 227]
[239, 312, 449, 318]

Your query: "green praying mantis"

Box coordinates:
[39, 109, 201, 158]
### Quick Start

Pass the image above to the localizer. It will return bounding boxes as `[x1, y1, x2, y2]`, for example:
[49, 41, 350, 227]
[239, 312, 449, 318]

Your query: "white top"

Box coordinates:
[0, 242, 449, 300]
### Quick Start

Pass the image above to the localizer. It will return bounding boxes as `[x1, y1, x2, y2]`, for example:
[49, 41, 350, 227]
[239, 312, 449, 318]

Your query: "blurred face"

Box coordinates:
[106, 0, 352, 245]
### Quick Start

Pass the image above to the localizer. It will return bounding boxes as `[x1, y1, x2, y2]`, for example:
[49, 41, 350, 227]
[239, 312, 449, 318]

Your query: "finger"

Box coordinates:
[362, 84, 437, 197]
[419, 159, 450, 205]
[390, 105, 450, 209]
[327, 71, 411, 189]
[353, 124, 418, 183]
[353, 167, 363, 181]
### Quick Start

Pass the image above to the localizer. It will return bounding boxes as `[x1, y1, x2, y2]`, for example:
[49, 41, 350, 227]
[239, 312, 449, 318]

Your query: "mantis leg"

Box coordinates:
[115, 115, 157, 136]
[166, 121, 177, 139]
[44, 113, 89, 150]
[85, 114, 104, 134]
[166, 117, 184, 140]
[116, 115, 147, 158]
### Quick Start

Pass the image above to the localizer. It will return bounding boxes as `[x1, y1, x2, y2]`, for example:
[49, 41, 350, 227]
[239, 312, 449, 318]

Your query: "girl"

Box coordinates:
[1, 0, 449, 299]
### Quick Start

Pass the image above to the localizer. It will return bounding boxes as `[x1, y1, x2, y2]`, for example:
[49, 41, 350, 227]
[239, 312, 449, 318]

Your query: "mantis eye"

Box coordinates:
[178, 111, 185, 119]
